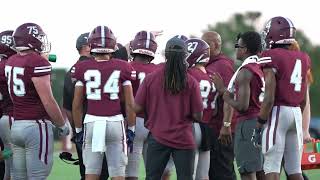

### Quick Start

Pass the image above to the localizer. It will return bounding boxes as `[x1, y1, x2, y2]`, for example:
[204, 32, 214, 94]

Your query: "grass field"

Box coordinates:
[48, 151, 320, 180]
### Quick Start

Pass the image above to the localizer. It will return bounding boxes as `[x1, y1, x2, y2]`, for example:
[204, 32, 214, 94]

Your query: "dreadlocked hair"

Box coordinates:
[164, 51, 188, 94]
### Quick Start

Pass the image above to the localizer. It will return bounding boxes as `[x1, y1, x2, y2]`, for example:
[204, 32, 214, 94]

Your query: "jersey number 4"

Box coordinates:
[5, 66, 26, 97]
[290, 59, 302, 92]
[84, 70, 120, 100]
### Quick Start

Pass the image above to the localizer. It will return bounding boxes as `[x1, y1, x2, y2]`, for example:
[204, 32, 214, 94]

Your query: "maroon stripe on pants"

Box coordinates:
[273, 106, 280, 145]
[121, 121, 125, 153]
[9, 115, 13, 129]
[266, 111, 272, 152]
[42, 119, 49, 165]
[36, 120, 43, 161]
[83, 124, 86, 149]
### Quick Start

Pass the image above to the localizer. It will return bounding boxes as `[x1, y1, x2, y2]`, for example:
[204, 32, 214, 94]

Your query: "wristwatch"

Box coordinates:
[223, 122, 231, 127]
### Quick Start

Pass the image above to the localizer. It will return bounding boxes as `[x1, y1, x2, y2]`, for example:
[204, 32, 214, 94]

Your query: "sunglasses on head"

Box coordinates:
[234, 43, 246, 49]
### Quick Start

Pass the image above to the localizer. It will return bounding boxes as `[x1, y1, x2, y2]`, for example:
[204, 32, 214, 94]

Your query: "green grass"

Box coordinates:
[48, 152, 174, 180]
[49, 144, 320, 180]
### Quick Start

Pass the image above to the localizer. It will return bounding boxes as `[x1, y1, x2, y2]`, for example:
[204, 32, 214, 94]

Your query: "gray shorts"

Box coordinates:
[234, 118, 263, 174]
[83, 121, 128, 177]
[0, 115, 13, 179]
[10, 119, 54, 180]
[125, 117, 149, 177]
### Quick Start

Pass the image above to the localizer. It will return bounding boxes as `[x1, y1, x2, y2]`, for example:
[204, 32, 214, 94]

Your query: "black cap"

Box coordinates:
[165, 37, 187, 53]
[76, 32, 89, 50]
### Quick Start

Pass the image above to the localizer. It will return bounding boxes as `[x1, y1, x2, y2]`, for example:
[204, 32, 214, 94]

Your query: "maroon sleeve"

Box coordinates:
[71, 62, 84, 84]
[135, 76, 147, 107]
[189, 76, 203, 114]
[259, 50, 278, 71]
[31, 56, 52, 77]
[120, 62, 137, 84]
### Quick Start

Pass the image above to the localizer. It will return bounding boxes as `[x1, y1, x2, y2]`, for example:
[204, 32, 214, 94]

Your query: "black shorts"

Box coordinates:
[234, 118, 263, 174]
[199, 122, 212, 151]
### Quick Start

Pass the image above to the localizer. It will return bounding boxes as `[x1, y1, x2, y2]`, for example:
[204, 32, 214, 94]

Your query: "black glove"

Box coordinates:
[126, 129, 135, 153]
[251, 127, 262, 148]
[73, 131, 84, 147]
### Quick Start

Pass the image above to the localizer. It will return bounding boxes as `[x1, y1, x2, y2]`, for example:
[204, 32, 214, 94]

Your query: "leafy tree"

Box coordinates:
[205, 12, 260, 59]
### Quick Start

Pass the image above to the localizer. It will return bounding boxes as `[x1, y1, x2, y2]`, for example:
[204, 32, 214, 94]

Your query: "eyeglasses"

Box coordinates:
[234, 43, 246, 49]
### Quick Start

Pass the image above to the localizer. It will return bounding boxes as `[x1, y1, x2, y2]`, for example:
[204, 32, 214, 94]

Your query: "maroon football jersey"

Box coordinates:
[5, 53, 51, 120]
[0, 58, 13, 116]
[188, 67, 217, 124]
[135, 67, 203, 149]
[234, 63, 264, 122]
[72, 58, 136, 117]
[130, 61, 159, 118]
[205, 53, 236, 134]
[130, 61, 159, 96]
[260, 48, 311, 106]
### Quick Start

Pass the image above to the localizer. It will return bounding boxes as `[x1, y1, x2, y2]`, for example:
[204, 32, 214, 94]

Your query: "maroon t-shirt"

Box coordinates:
[72, 58, 136, 116]
[188, 67, 217, 124]
[6, 53, 51, 120]
[205, 53, 235, 134]
[235, 63, 264, 122]
[0, 58, 13, 116]
[130, 61, 159, 118]
[135, 67, 203, 149]
[260, 48, 311, 106]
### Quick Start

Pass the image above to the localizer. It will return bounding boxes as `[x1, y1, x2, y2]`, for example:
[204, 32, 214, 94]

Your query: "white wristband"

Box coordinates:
[76, 128, 83, 133]
[128, 126, 135, 132]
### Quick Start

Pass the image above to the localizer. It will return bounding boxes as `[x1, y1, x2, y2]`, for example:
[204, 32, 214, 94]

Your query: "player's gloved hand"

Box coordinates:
[251, 127, 263, 148]
[126, 127, 135, 153]
[75, 132, 84, 146]
[57, 123, 70, 137]
[71, 128, 83, 149]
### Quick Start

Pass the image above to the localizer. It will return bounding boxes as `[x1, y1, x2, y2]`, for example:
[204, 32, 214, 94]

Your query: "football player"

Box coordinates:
[72, 25, 136, 180]
[185, 38, 215, 180]
[252, 17, 311, 180]
[283, 40, 312, 180]
[0, 30, 16, 180]
[5, 23, 69, 179]
[133, 37, 203, 180]
[125, 30, 159, 180]
[212, 31, 265, 180]
[62, 32, 109, 180]
[202, 31, 236, 180]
